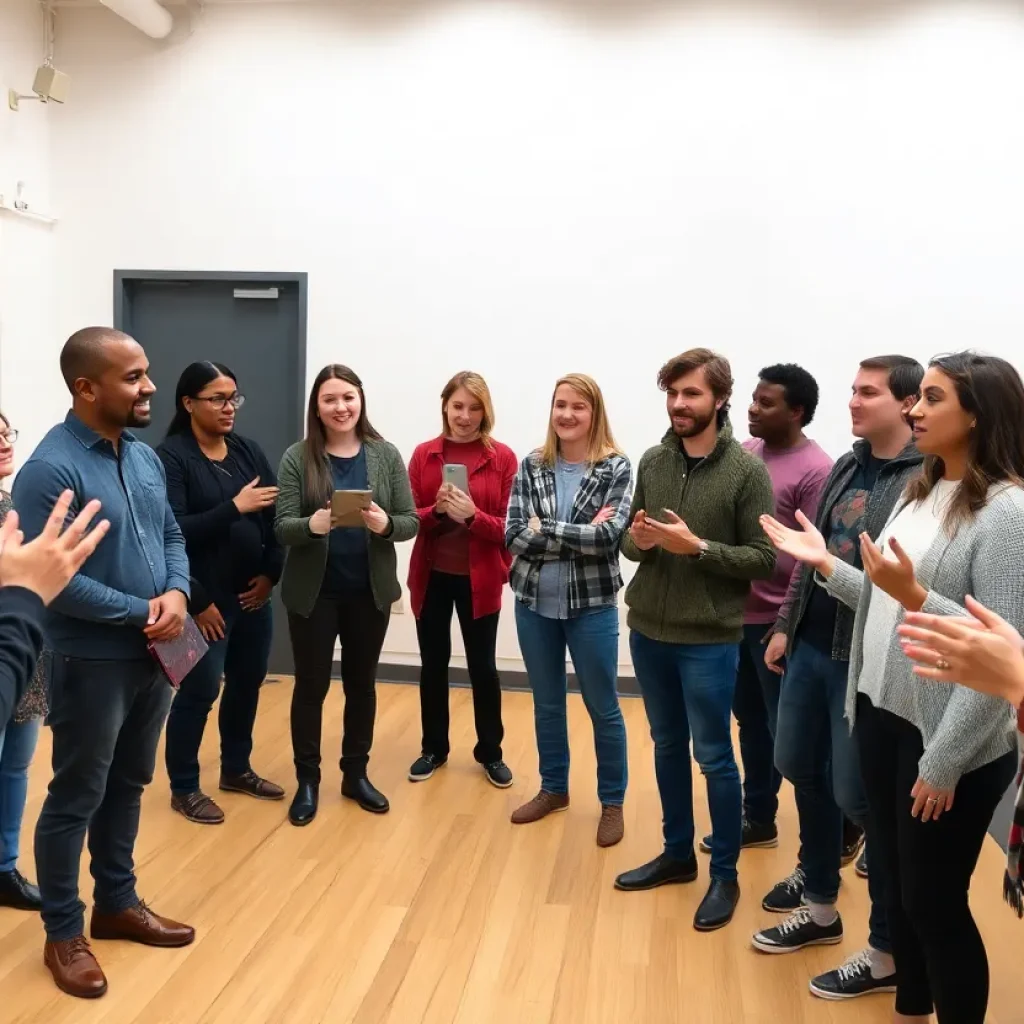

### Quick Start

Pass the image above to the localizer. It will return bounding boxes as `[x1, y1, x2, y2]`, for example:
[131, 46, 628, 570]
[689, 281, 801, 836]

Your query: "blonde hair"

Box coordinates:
[441, 371, 495, 447]
[540, 373, 622, 467]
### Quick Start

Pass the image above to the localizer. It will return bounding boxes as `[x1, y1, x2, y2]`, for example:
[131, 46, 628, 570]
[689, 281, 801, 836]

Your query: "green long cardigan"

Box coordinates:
[274, 438, 419, 616]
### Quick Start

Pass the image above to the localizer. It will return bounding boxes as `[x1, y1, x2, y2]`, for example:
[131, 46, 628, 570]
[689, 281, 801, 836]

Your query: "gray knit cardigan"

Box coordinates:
[821, 482, 1023, 790]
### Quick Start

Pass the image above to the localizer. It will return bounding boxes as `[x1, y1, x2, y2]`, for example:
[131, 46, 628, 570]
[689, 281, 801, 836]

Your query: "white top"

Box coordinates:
[859, 479, 959, 699]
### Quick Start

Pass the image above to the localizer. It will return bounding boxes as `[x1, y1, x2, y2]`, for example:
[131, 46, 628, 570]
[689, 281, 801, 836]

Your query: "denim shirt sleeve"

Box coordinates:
[12, 459, 152, 627]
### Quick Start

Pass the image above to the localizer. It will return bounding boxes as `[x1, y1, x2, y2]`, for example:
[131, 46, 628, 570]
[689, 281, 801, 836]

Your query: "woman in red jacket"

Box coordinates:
[407, 372, 518, 789]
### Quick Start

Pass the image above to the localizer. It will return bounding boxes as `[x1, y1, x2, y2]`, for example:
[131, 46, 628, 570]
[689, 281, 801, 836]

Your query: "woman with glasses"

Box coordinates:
[156, 362, 285, 824]
[0, 413, 46, 910]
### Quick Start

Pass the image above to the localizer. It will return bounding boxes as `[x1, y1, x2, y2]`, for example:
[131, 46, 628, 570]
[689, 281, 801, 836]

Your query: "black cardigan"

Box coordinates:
[156, 431, 284, 614]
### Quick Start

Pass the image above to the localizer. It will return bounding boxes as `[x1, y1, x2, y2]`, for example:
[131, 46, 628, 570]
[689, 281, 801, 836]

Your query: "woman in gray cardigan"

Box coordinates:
[275, 365, 417, 826]
[762, 352, 1022, 1024]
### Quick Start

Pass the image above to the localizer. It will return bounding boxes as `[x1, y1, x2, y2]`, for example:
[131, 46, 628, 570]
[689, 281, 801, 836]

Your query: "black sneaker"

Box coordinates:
[855, 847, 868, 879]
[699, 818, 778, 854]
[751, 905, 843, 954]
[841, 826, 865, 866]
[408, 753, 447, 782]
[484, 761, 513, 789]
[809, 948, 897, 1000]
[761, 866, 806, 913]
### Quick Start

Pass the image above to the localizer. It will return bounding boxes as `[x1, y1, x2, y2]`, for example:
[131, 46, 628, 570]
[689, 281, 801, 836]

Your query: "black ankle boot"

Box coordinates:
[288, 782, 319, 826]
[341, 775, 389, 814]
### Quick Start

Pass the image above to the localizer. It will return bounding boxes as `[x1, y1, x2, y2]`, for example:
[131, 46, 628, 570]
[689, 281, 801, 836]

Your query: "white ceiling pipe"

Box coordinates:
[98, 0, 173, 38]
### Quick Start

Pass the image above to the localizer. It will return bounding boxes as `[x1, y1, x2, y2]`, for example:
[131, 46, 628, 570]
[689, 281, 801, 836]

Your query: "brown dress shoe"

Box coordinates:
[220, 770, 285, 800]
[44, 936, 108, 999]
[510, 790, 569, 824]
[171, 790, 225, 824]
[91, 901, 195, 947]
[596, 805, 624, 847]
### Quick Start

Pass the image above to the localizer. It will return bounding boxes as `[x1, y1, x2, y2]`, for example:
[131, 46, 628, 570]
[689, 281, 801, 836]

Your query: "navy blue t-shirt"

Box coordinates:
[320, 448, 371, 596]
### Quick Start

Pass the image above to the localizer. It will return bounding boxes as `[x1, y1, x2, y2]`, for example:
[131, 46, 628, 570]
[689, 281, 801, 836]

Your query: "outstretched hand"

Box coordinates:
[760, 510, 831, 573]
[0, 491, 109, 605]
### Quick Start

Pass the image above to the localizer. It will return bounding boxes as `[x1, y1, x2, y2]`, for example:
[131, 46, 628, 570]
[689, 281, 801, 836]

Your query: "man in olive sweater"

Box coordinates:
[615, 348, 775, 932]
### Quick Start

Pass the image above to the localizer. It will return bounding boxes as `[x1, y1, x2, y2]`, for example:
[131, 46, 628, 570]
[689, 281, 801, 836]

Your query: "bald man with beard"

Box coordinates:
[13, 327, 194, 999]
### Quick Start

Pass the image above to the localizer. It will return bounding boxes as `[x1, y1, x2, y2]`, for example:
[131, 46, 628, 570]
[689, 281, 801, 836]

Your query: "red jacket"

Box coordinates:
[407, 436, 518, 620]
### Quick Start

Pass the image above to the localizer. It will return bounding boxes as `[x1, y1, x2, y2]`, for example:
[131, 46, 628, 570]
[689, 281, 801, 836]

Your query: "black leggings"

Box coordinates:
[856, 694, 1016, 1022]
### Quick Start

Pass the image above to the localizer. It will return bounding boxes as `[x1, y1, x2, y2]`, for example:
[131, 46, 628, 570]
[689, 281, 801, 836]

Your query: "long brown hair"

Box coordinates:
[441, 371, 495, 448]
[904, 351, 1024, 530]
[303, 364, 382, 508]
[540, 374, 622, 467]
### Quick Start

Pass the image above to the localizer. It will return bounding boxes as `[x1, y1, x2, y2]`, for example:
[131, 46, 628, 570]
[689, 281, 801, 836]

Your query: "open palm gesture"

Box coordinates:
[759, 510, 830, 573]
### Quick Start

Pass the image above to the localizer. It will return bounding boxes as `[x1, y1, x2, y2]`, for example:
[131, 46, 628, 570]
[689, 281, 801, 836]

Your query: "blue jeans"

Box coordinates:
[774, 639, 890, 953]
[0, 716, 42, 873]
[35, 655, 173, 941]
[733, 623, 783, 826]
[515, 602, 627, 806]
[165, 603, 273, 794]
[630, 631, 742, 883]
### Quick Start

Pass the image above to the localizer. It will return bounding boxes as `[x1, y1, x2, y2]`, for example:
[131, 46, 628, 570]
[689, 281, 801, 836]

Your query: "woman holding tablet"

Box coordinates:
[276, 365, 417, 825]
[406, 372, 518, 788]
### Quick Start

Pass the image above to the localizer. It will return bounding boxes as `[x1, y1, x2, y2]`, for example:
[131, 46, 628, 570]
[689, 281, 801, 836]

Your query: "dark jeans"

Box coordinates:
[35, 655, 172, 941]
[514, 602, 627, 806]
[856, 694, 1016, 1021]
[288, 590, 390, 784]
[165, 602, 273, 794]
[630, 631, 741, 882]
[416, 572, 502, 764]
[733, 623, 783, 827]
[774, 640, 890, 952]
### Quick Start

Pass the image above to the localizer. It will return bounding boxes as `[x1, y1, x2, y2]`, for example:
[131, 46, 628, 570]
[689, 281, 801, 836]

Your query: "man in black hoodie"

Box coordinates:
[751, 356, 924, 1002]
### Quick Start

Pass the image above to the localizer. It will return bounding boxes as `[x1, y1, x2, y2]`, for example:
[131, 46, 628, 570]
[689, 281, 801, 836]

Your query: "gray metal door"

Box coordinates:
[116, 273, 306, 676]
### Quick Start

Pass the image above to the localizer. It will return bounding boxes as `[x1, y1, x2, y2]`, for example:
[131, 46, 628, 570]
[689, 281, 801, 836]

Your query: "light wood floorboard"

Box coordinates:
[0, 680, 1018, 1022]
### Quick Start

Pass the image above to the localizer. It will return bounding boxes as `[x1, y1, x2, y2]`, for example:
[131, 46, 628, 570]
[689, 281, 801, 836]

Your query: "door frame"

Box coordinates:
[113, 269, 308, 678]
[112, 269, 308, 440]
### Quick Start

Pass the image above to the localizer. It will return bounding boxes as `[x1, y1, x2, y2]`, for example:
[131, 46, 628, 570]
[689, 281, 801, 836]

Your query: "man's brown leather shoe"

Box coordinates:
[44, 936, 108, 999]
[90, 901, 195, 947]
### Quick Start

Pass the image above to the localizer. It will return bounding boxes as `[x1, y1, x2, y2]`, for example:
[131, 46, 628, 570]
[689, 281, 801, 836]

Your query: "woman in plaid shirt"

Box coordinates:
[506, 374, 632, 848]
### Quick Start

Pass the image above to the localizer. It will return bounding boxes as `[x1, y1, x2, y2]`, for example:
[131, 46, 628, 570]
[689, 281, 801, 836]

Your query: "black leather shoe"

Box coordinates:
[693, 878, 740, 931]
[342, 775, 389, 814]
[0, 868, 41, 911]
[614, 852, 698, 892]
[288, 782, 319, 826]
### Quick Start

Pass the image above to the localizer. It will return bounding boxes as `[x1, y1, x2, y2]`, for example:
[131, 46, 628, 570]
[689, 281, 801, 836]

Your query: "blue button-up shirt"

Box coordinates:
[12, 412, 190, 660]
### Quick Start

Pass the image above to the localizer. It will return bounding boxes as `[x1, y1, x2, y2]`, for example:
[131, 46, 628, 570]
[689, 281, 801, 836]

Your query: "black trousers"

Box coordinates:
[287, 591, 390, 783]
[416, 571, 503, 765]
[856, 693, 1016, 1022]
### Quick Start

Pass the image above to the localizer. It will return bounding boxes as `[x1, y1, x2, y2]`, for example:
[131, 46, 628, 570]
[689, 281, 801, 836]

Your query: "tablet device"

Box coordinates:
[331, 489, 372, 528]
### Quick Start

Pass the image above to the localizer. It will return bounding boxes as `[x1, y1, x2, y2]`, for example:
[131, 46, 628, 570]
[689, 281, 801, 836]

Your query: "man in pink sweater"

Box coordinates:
[700, 363, 832, 855]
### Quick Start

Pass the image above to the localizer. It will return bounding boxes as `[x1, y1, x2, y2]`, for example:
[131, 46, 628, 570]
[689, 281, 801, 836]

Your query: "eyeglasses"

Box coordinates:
[0, 429, 18, 445]
[194, 394, 245, 411]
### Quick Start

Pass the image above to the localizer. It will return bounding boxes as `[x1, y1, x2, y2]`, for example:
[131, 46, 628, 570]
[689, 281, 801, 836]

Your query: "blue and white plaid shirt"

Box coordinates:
[506, 451, 633, 614]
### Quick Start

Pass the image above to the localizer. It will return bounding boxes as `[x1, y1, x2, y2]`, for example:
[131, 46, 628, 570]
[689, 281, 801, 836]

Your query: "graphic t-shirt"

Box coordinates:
[798, 454, 889, 652]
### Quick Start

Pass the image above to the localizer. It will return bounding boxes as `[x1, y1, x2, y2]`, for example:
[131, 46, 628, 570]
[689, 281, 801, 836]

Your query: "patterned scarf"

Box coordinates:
[1005, 705, 1024, 917]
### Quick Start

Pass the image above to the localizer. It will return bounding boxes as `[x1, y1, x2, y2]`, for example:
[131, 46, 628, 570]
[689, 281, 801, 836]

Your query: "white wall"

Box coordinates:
[37, 0, 1024, 671]
[0, 0, 59, 466]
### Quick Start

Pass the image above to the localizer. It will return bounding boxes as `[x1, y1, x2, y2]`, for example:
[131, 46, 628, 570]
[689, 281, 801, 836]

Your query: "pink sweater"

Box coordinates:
[743, 437, 833, 626]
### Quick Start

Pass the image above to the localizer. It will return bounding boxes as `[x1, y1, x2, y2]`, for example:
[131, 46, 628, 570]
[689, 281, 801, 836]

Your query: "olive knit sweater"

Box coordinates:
[621, 423, 776, 645]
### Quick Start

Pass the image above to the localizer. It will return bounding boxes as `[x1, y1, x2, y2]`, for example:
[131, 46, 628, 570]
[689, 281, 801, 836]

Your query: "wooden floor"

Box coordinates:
[0, 681, 1019, 1023]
